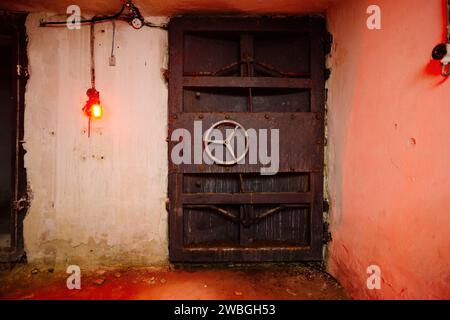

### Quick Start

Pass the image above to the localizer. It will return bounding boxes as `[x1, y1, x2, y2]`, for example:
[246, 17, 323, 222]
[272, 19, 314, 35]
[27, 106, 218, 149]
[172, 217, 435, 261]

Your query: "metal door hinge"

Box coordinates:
[14, 196, 30, 212]
[324, 32, 333, 55]
[16, 65, 29, 79]
[165, 198, 170, 211]
[323, 200, 330, 213]
[161, 68, 169, 83]
[324, 68, 331, 80]
[323, 222, 332, 244]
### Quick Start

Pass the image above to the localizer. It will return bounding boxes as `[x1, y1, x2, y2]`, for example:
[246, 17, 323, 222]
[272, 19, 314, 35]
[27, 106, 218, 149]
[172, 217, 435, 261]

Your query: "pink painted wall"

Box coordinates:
[327, 0, 450, 299]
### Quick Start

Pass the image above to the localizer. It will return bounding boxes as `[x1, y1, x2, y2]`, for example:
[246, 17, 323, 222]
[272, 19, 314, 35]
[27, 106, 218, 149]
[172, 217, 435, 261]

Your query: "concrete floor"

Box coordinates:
[0, 264, 349, 300]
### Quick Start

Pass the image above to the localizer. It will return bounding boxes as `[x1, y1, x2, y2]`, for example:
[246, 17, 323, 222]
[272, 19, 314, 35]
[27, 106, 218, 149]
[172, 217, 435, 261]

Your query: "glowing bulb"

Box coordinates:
[91, 104, 103, 119]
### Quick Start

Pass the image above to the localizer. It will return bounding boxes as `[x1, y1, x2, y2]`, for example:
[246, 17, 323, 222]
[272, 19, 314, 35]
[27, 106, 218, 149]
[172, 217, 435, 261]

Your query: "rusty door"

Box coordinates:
[168, 17, 326, 262]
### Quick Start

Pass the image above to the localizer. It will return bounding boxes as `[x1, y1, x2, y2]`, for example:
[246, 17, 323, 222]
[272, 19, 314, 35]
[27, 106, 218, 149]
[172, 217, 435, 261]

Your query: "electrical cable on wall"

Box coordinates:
[39, 0, 167, 30]
[110, 20, 116, 66]
[39, 0, 167, 137]
[40, 4, 125, 26]
[90, 23, 96, 89]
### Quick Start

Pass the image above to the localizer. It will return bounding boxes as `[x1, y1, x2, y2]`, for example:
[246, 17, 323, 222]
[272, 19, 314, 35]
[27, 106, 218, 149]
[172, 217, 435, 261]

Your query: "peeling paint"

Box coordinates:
[31, 238, 168, 267]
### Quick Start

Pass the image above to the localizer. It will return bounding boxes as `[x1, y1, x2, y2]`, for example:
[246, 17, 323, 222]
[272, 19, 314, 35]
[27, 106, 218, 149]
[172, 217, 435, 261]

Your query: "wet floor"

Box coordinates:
[0, 264, 349, 300]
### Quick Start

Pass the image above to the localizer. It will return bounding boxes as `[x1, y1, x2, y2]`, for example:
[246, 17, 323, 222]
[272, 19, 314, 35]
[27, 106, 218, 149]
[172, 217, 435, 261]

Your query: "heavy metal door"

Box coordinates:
[168, 17, 326, 262]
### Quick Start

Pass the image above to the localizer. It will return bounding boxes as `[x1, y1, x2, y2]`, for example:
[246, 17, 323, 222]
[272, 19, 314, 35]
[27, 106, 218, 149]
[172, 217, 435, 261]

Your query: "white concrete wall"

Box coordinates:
[24, 13, 169, 266]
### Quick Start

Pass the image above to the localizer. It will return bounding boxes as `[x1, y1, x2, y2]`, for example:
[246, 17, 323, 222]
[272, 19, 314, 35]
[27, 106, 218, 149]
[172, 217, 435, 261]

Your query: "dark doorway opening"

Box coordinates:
[0, 11, 28, 262]
[0, 40, 13, 249]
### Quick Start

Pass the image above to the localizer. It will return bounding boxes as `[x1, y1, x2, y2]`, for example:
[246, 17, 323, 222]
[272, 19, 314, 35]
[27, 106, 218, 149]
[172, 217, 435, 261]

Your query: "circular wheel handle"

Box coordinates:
[432, 43, 447, 60]
[203, 120, 249, 166]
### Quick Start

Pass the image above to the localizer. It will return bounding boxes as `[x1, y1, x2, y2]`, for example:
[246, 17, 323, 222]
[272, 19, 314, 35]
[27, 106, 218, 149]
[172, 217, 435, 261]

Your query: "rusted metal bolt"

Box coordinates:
[195, 92, 201, 99]
[173, 114, 178, 119]
[198, 114, 204, 119]
[315, 113, 321, 120]
[264, 114, 269, 120]
[225, 115, 230, 120]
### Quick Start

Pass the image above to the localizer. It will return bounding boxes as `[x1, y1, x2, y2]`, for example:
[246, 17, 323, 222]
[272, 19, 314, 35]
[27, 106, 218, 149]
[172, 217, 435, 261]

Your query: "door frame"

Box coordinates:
[0, 11, 28, 262]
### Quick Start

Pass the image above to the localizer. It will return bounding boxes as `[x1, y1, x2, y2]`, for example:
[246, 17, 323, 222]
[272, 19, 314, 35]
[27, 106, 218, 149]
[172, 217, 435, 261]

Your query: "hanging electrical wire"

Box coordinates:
[109, 20, 116, 66]
[39, 0, 167, 137]
[90, 23, 95, 89]
[82, 23, 103, 138]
